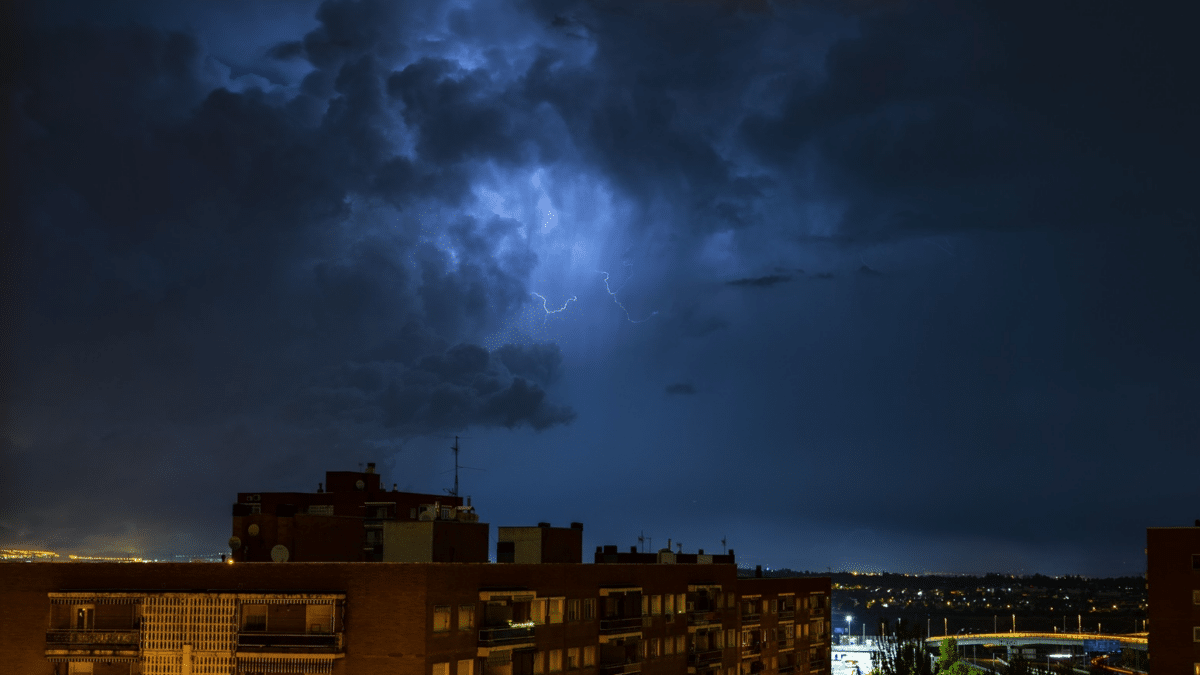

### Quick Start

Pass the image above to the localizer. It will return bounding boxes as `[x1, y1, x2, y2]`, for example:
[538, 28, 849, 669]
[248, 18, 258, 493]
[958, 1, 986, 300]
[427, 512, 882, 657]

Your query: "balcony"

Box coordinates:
[688, 649, 724, 666]
[688, 611, 719, 626]
[778, 638, 795, 651]
[741, 613, 761, 625]
[45, 629, 139, 658]
[479, 625, 537, 646]
[599, 662, 641, 675]
[741, 642, 762, 656]
[236, 632, 343, 654]
[778, 610, 795, 620]
[599, 617, 643, 635]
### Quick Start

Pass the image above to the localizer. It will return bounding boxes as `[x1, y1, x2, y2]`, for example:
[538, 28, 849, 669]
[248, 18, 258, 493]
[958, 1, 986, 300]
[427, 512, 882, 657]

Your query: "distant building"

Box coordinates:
[1146, 524, 1200, 674]
[1, 558, 831, 675]
[230, 463, 482, 562]
[498, 523, 585, 564]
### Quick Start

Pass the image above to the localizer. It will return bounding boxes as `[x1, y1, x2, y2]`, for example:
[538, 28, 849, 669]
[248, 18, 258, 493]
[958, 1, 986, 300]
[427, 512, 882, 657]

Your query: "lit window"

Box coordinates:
[458, 659, 473, 675]
[583, 598, 596, 620]
[73, 605, 95, 630]
[1195, 590, 1200, 605]
[549, 649, 563, 672]
[534, 651, 545, 675]
[665, 594, 675, 614]
[1194, 626, 1200, 642]
[567, 648, 579, 669]
[68, 664, 93, 675]
[651, 595, 662, 615]
[677, 635, 686, 653]
[664, 635, 674, 655]
[549, 598, 564, 624]
[434, 663, 450, 675]
[433, 606, 451, 632]
[568, 599, 580, 621]
[459, 605, 475, 631]
[583, 646, 596, 667]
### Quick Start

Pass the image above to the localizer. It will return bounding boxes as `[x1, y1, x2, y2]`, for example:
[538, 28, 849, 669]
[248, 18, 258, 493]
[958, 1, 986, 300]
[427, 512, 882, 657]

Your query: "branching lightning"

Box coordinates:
[599, 270, 659, 324]
[530, 291, 577, 325]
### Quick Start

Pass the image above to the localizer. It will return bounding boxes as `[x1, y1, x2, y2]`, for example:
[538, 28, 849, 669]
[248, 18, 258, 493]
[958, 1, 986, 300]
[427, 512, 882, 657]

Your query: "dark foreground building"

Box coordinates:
[1146, 524, 1200, 674]
[0, 560, 831, 675]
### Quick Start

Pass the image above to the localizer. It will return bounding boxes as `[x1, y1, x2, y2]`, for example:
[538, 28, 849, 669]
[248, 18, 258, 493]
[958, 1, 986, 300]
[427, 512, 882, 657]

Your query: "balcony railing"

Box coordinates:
[741, 643, 762, 656]
[777, 638, 795, 651]
[599, 662, 641, 675]
[479, 625, 537, 645]
[237, 632, 343, 652]
[778, 610, 795, 620]
[688, 611, 719, 626]
[599, 617, 643, 634]
[741, 613, 761, 624]
[46, 629, 139, 647]
[688, 649, 724, 666]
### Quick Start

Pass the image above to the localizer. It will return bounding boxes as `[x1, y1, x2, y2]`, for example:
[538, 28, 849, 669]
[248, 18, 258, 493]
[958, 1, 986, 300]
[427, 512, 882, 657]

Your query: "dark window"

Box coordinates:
[497, 541, 515, 563]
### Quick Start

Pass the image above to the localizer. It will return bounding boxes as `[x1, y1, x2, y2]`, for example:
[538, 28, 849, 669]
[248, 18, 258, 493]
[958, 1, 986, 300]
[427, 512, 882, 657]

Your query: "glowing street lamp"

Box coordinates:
[846, 615, 853, 643]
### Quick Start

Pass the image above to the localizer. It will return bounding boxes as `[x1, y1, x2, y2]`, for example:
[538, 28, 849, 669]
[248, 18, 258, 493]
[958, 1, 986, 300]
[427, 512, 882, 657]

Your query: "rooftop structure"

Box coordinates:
[1145, 523, 1200, 674]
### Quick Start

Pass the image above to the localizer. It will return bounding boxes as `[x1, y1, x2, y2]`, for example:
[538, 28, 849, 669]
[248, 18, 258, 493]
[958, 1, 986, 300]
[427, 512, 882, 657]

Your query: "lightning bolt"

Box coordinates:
[530, 292, 577, 325]
[599, 270, 658, 324]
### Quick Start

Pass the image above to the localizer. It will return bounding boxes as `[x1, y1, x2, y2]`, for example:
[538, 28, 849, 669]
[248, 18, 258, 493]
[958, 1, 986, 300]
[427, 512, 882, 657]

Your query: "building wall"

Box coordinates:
[1146, 526, 1200, 675]
[383, 522, 490, 562]
[1, 562, 830, 675]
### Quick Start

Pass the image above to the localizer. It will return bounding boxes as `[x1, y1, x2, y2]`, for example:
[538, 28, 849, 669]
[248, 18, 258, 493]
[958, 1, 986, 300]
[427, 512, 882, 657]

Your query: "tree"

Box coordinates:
[935, 638, 959, 673]
[870, 619, 934, 675]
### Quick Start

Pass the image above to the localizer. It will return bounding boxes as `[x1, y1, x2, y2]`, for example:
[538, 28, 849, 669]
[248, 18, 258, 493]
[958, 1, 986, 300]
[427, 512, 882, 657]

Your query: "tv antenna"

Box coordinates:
[721, 536, 727, 554]
[443, 436, 484, 499]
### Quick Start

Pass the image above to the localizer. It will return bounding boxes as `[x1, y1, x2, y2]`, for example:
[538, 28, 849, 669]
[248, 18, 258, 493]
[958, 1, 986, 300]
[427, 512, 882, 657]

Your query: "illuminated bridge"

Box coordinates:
[923, 632, 1147, 672]
[922, 632, 1147, 652]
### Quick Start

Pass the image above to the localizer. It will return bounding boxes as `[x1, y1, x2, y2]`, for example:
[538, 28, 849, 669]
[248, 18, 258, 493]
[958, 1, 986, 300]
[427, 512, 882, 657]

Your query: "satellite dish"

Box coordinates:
[228, 536, 242, 551]
[247, 524, 260, 537]
[270, 545, 290, 563]
[355, 479, 365, 490]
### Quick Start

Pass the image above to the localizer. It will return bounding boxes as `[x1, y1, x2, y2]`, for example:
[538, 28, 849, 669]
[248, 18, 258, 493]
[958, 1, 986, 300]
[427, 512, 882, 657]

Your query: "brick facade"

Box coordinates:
[1146, 526, 1200, 674]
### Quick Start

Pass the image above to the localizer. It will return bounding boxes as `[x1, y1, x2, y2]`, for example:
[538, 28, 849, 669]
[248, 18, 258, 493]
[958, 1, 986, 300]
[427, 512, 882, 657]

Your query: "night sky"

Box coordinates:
[3, 0, 1198, 577]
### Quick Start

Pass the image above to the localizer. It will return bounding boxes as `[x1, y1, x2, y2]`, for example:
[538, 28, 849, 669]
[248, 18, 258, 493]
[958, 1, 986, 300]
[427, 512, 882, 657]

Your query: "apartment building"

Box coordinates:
[230, 464, 477, 563]
[0, 559, 830, 675]
[1146, 524, 1200, 674]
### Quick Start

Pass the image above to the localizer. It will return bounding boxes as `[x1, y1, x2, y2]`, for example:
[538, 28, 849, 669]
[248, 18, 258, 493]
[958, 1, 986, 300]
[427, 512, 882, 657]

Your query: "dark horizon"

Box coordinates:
[3, 0, 1198, 578]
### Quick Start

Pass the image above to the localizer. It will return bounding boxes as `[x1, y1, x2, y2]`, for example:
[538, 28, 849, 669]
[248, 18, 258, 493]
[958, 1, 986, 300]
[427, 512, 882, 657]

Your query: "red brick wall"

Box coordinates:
[1147, 527, 1200, 675]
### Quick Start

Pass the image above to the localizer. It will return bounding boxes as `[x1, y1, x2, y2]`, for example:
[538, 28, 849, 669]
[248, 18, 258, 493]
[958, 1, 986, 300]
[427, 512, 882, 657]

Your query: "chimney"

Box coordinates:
[366, 462, 376, 474]
[538, 522, 550, 528]
[317, 482, 323, 493]
[755, 565, 762, 578]
[631, 546, 637, 553]
[570, 522, 583, 530]
[698, 549, 704, 555]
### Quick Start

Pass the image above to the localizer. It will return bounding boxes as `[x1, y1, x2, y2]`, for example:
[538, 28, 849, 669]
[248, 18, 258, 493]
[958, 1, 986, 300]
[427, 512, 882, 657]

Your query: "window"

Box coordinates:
[651, 595, 662, 615]
[726, 629, 735, 648]
[568, 648, 579, 669]
[68, 664, 93, 675]
[1196, 590, 1200, 605]
[308, 504, 334, 516]
[583, 646, 596, 667]
[73, 605, 95, 630]
[549, 649, 563, 672]
[458, 659, 474, 675]
[769, 599, 778, 614]
[534, 652, 545, 675]
[434, 605, 451, 632]
[583, 598, 596, 620]
[568, 599, 580, 621]
[459, 605, 475, 631]
[677, 635, 686, 653]
[242, 604, 268, 631]
[549, 598, 564, 624]
[1194, 626, 1200, 642]
[665, 593, 675, 615]
[434, 663, 450, 675]
[664, 635, 674, 655]
[410, 507, 417, 519]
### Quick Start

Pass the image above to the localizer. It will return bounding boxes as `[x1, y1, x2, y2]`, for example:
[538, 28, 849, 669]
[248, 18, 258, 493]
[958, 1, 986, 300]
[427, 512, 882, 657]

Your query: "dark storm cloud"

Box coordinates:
[4, 0, 1197, 574]
[727, 274, 792, 288]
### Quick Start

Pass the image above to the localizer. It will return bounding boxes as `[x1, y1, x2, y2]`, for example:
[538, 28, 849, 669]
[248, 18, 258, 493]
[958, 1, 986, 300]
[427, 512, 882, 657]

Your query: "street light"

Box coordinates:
[846, 615, 853, 644]
[1011, 614, 1015, 633]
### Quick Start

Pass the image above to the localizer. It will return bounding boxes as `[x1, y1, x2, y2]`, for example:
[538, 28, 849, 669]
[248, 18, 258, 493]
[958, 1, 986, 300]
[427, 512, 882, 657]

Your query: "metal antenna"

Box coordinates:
[638, 532, 644, 553]
[450, 437, 460, 498]
[721, 536, 727, 554]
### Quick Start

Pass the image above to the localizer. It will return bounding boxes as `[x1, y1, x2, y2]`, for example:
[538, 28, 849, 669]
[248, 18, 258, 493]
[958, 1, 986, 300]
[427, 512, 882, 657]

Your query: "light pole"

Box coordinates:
[1011, 614, 1015, 633]
[846, 615, 853, 644]
[993, 615, 997, 633]
[944, 617, 948, 637]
